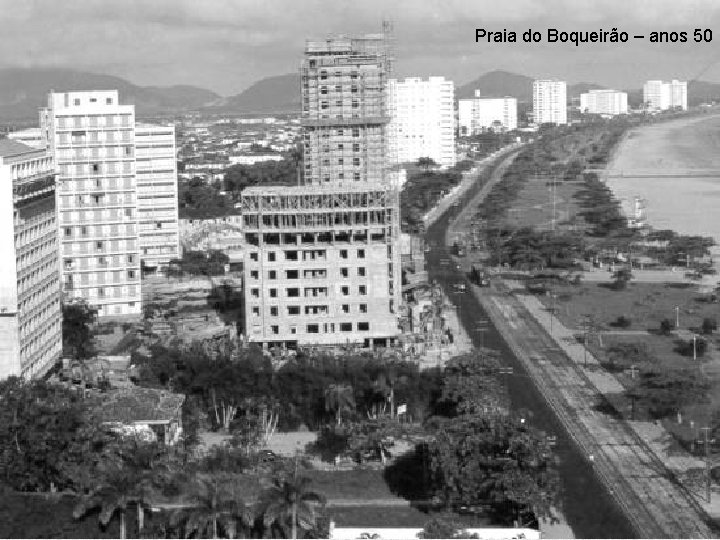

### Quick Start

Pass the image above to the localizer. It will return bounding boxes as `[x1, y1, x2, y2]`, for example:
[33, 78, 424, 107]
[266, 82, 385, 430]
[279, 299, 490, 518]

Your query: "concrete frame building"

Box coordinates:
[579, 89, 628, 116]
[458, 91, 517, 135]
[135, 123, 180, 272]
[0, 140, 62, 378]
[42, 91, 142, 317]
[242, 28, 401, 349]
[387, 76, 456, 167]
[643, 80, 688, 111]
[532, 80, 567, 125]
[240, 184, 401, 347]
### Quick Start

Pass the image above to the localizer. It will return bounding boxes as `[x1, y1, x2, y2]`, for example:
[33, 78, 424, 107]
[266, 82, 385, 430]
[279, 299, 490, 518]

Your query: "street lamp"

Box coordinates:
[675, 306, 680, 329]
[700, 426, 713, 503]
[693, 334, 698, 361]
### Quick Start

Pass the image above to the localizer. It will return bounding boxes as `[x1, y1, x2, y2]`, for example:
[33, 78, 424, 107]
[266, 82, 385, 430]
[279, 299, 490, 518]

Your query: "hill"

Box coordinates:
[457, 70, 534, 101]
[210, 73, 300, 114]
[0, 68, 219, 122]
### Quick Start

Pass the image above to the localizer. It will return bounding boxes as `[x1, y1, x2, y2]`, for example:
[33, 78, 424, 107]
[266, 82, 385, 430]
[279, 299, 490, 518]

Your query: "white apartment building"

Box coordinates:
[458, 90, 517, 135]
[135, 123, 180, 271]
[42, 91, 142, 317]
[579, 89, 628, 116]
[643, 80, 688, 111]
[532, 80, 567, 125]
[387, 77, 456, 167]
[0, 140, 62, 378]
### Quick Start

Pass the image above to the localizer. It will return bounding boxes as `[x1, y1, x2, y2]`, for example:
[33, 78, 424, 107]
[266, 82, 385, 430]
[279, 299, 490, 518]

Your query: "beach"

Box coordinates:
[606, 113, 720, 262]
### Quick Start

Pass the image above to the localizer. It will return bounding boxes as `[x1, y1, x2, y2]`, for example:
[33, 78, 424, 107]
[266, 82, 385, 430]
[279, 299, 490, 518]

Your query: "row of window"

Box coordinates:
[251, 303, 368, 317]
[304, 128, 362, 138]
[265, 321, 371, 336]
[250, 285, 368, 298]
[249, 248, 365, 263]
[249, 267, 366, 280]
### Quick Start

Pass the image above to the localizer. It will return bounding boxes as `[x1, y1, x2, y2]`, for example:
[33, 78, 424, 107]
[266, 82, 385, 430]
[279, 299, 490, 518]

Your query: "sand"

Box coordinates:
[606, 114, 720, 261]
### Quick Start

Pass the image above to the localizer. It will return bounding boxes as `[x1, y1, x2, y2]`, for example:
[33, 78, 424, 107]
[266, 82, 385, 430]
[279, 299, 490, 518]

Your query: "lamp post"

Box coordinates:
[700, 426, 713, 503]
[675, 306, 680, 329]
[693, 334, 698, 361]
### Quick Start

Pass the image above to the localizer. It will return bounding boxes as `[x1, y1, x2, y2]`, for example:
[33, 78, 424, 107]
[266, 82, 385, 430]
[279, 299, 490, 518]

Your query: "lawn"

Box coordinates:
[328, 506, 491, 528]
[305, 469, 399, 501]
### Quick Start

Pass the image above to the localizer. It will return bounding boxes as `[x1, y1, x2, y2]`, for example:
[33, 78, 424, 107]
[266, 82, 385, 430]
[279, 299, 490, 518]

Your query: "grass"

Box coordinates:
[305, 469, 398, 501]
[328, 506, 492, 528]
[504, 177, 587, 234]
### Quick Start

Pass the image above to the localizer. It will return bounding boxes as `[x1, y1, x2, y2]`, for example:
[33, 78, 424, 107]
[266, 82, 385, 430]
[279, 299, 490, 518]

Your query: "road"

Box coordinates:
[425, 149, 715, 538]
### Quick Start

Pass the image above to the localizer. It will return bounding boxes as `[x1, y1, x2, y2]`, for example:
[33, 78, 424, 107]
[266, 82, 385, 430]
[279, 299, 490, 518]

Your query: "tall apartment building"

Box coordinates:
[41, 91, 142, 317]
[387, 77, 456, 167]
[579, 89, 628, 116]
[242, 29, 401, 349]
[643, 80, 688, 111]
[0, 140, 62, 378]
[135, 123, 180, 271]
[532, 80, 567, 125]
[458, 90, 517, 135]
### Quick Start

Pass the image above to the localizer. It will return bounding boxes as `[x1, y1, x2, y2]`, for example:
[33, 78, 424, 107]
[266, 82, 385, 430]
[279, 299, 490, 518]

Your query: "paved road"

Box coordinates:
[427, 149, 716, 538]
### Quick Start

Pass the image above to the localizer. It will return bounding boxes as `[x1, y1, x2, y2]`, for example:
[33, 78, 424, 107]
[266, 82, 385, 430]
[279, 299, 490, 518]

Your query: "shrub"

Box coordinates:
[612, 315, 632, 328]
[702, 317, 717, 335]
[659, 318, 674, 335]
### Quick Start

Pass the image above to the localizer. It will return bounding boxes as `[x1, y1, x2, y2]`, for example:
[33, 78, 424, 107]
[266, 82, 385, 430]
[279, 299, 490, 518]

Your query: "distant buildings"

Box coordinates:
[580, 89, 628, 116]
[643, 80, 688, 111]
[387, 76, 456, 167]
[135, 123, 180, 272]
[532, 80, 567, 125]
[0, 140, 62, 378]
[458, 90, 518, 135]
[42, 91, 142, 317]
[240, 29, 401, 349]
[8, 127, 43, 148]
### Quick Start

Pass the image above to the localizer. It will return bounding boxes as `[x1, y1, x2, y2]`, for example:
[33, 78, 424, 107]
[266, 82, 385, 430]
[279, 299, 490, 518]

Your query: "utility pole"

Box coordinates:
[693, 334, 698, 361]
[701, 426, 712, 503]
[675, 306, 680, 329]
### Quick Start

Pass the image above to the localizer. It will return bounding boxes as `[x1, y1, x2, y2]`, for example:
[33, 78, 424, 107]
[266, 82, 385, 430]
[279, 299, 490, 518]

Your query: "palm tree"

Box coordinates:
[324, 384, 355, 425]
[258, 474, 326, 539]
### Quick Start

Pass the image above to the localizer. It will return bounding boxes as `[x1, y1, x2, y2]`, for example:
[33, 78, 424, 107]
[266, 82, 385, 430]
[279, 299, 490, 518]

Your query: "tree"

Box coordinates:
[324, 384, 356, 425]
[428, 415, 559, 527]
[659, 318, 674, 335]
[626, 367, 710, 423]
[702, 317, 717, 335]
[611, 267, 633, 290]
[62, 300, 97, 360]
[417, 157, 437, 170]
[258, 473, 326, 539]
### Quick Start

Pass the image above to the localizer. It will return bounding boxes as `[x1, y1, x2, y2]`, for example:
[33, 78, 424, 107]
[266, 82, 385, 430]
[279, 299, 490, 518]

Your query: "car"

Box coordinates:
[452, 283, 467, 292]
[258, 449, 277, 463]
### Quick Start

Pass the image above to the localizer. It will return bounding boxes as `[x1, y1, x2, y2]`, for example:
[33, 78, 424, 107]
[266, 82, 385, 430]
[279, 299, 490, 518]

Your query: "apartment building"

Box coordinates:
[240, 185, 401, 347]
[579, 89, 628, 116]
[458, 90, 517, 135]
[0, 140, 62, 378]
[387, 77, 456, 167]
[300, 33, 390, 186]
[241, 29, 401, 349]
[42, 91, 141, 317]
[532, 80, 567, 125]
[643, 80, 688, 111]
[135, 123, 180, 271]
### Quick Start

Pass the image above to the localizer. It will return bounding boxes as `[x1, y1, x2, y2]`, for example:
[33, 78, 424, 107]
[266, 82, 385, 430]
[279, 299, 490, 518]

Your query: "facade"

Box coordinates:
[42, 90, 142, 317]
[240, 185, 401, 348]
[387, 77, 456, 167]
[532, 80, 567, 125]
[135, 123, 180, 271]
[458, 90, 517, 135]
[241, 29, 401, 349]
[579, 89, 628, 116]
[0, 140, 62, 378]
[643, 80, 688, 111]
[300, 33, 390, 186]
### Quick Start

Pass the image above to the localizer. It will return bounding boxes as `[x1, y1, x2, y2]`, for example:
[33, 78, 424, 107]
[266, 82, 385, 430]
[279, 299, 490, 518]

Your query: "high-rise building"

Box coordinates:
[135, 123, 180, 272]
[579, 89, 628, 116]
[387, 77, 456, 167]
[242, 29, 401, 349]
[458, 90, 517, 135]
[643, 80, 687, 111]
[42, 91, 142, 317]
[0, 140, 62, 378]
[532, 80, 567, 125]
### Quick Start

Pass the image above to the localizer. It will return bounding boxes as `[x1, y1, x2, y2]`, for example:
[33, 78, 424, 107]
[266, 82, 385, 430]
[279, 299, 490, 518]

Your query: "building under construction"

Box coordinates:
[240, 184, 401, 348]
[242, 25, 402, 349]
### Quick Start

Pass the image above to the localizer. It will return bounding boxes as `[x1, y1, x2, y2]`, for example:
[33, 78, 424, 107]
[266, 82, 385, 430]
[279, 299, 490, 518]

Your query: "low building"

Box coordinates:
[643, 80, 687, 111]
[229, 153, 285, 166]
[458, 91, 518, 134]
[580, 89, 628, 116]
[0, 140, 62, 378]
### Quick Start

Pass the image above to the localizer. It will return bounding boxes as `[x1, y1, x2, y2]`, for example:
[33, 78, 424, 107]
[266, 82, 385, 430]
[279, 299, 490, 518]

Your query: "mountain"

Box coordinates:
[0, 68, 219, 122]
[457, 70, 534, 102]
[568, 82, 606, 96]
[688, 80, 720, 105]
[210, 74, 300, 114]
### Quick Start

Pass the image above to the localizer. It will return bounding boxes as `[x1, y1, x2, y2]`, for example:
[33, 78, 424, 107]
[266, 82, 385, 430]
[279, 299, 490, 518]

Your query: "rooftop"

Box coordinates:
[0, 139, 36, 158]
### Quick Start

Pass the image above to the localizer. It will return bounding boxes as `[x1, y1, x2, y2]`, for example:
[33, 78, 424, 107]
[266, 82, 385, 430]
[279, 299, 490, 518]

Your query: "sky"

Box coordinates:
[1, 0, 720, 96]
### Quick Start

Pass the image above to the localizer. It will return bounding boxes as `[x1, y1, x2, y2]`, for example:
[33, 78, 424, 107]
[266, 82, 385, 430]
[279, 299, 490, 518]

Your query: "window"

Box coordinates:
[250, 252, 259, 262]
[352, 128, 360, 137]
[340, 268, 349, 277]
[251, 288, 260, 298]
[268, 270, 277, 279]
[250, 270, 259, 279]
[357, 249, 365, 259]
[358, 322, 370, 331]
[106, 97, 113, 105]
[359, 304, 368, 313]
[97, 287, 105, 297]
[90, 98, 97, 103]
[357, 267, 366, 276]
[252, 306, 260, 316]
[353, 157, 361, 166]
[63, 258, 73, 269]
[359, 285, 367, 295]
[285, 250, 298, 261]
[353, 143, 360, 152]
[92, 163, 99, 173]
[286, 270, 299, 279]
[269, 288, 278, 298]
[341, 286, 349, 296]
[64, 228, 72, 237]
[268, 252, 276, 262]
[290, 326, 297, 334]
[287, 306, 300, 316]
[340, 249, 348, 259]
[127, 270, 136, 279]
[74, 98, 80, 106]
[353, 172, 361, 181]
[340, 323, 352, 332]
[287, 288, 300, 297]
[81, 227, 88, 236]
[270, 325, 279, 335]
[306, 324, 319, 333]
[342, 304, 350, 314]
[270, 306, 279, 317]
[156, 222, 162, 229]
[127, 255, 134, 264]
[96, 241, 104, 251]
